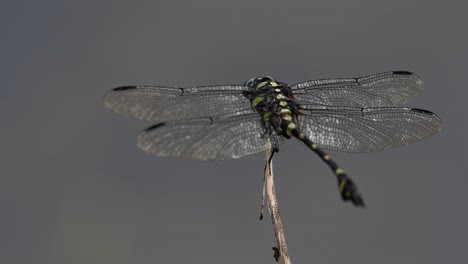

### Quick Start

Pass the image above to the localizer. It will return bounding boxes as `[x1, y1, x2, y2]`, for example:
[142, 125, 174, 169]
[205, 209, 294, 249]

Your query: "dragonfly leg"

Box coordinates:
[260, 145, 279, 220]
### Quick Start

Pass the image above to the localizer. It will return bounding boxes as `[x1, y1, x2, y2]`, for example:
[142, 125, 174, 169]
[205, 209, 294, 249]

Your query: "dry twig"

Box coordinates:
[262, 143, 292, 264]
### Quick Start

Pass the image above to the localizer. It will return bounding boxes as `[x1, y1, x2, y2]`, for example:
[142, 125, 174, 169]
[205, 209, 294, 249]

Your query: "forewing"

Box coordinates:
[299, 106, 442, 152]
[291, 71, 423, 107]
[104, 85, 252, 121]
[137, 114, 281, 160]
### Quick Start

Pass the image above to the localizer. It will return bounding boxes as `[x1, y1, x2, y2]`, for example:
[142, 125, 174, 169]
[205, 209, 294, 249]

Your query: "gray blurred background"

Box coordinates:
[1, 0, 466, 263]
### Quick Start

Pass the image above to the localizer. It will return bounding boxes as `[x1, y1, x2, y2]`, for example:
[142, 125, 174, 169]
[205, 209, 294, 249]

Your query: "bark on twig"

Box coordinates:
[264, 143, 292, 264]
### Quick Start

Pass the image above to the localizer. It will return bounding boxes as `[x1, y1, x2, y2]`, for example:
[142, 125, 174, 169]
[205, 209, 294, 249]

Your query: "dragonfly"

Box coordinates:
[104, 71, 442, 207]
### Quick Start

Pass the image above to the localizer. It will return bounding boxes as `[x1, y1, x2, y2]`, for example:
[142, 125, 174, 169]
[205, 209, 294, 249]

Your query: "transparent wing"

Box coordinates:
[299, 106, 442, 152]
[291, 71, 423, 107]
[104, 85, 253, 121]
[137, 114, 282, 160]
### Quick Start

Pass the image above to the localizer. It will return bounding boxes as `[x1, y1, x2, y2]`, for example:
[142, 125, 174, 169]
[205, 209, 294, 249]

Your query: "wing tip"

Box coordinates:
[392, 71, 423, 89]
[103, 86, 139, 112]
[103, 87, 134, 110]
[410, 108, 443, 134]
[411, 108, 442, 120]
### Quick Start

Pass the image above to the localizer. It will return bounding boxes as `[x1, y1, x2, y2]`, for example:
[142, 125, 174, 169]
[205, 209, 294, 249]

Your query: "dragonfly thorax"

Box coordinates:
[243, 78, 301, 139]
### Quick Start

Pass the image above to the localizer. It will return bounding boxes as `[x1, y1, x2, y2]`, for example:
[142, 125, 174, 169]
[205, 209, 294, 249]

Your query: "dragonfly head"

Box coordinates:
[244, 76, 277, 88]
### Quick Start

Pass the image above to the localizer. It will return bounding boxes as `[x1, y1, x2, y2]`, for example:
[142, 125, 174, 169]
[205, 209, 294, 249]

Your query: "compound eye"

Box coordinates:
[259, 76, 276, 83]
[257, 76, 276, 83]
[244, 77, 258, 87]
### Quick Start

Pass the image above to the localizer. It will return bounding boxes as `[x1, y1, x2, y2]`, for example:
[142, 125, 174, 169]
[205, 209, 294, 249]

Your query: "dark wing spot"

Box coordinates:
[144, 123, 166, 131]
[392, 71, 413, 76]
[410, 108, 437, 116]
[113, 86, 137, 91]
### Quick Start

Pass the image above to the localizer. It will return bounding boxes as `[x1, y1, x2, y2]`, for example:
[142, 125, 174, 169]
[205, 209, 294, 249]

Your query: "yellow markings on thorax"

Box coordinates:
[263, 112, 272, 121]
[287, 122, 296, 131]
[279, 101, 288, 107]
[257, 82, 268, 88]
[282, 114, 292, 121]
[285, 122, 297, 137]
[270, 82, 279, 87]
[280, 108, 291, 114]
[252, 96, 265, 107]
[276, 94, 286, 100]
[274, 88, 281, 92]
